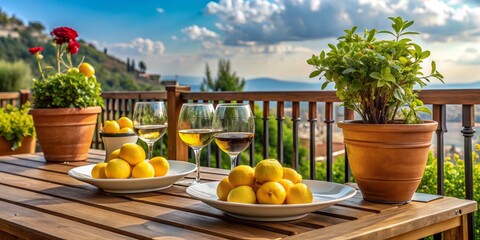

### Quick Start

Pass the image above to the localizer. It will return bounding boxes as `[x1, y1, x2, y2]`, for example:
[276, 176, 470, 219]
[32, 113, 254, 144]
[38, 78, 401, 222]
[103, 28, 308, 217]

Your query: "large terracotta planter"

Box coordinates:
[29, 107, 101, 162]
[0, 136, 36, 156]
[338, 120, 437, 203]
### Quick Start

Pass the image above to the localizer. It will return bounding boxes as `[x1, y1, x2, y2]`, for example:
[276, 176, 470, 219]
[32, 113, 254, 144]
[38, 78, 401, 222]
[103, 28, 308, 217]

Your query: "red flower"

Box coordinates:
[50, 27, 78, 44]
[29, 46, 44, 55]
[67, 40, 80, 55]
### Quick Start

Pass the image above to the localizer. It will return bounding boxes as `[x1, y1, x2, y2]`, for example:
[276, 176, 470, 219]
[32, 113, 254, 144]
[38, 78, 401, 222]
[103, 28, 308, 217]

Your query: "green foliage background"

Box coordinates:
[0, 60, 32, 91]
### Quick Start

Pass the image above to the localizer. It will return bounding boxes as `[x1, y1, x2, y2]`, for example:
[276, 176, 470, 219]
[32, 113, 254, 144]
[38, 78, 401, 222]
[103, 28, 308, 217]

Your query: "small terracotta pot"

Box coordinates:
[0, 136, 36, 156]
[338, 120, 437, 203]
[100, 132, 138, 162]
[29, 107, 101, 162]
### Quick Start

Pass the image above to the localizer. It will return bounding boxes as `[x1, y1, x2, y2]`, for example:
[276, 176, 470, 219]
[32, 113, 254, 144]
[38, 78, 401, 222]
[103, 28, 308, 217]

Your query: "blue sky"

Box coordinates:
[1, 0, 480, 83]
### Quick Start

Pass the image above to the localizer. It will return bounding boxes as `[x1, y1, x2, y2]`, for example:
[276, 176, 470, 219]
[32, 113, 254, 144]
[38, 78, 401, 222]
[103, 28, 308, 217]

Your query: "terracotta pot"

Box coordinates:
[0, 136, 36, 156]
[29, 107, 101, 162]
[338, 120, 438, 203]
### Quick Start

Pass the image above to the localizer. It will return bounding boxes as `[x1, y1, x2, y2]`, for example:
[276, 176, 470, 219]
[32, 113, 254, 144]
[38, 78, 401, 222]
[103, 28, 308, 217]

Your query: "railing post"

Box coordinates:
[308, 102, 317, 180]
[292, 102, 300, 171]
[343, 108, 354, 183]
[166, 85, 190, 161]
[324, 102, 334, 182]
[461, 104, 476, 240]
[263, 101, 270, 159]
[19, 89, 31, 105]
[433, 105, 447, 195]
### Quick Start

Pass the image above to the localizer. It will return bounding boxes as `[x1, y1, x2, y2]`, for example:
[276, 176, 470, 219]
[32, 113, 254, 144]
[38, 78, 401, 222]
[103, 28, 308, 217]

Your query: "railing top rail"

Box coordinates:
[0, 92, 20, 99]
[101, 91, 167, 100]
[181, 89, 480, 105]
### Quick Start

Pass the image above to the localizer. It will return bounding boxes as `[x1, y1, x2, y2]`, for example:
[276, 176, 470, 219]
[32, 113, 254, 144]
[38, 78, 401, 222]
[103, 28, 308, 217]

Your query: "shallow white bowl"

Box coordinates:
[68, 160, 196, 193]
[186, 179, 357, 221]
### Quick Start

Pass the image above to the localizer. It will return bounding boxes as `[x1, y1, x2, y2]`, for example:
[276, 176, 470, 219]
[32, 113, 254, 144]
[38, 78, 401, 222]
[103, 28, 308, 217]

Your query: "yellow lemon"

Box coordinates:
[79, 62, 95, 77]
[254, 159, 283, 183]
[105, 158, 131, 179]
[228, 165, 255, 187]
[283, 167, 302, 184]
[216, 177, 235, 201]
[227, 186, 256, 204]
[286, 183, 313, 204]
[278, 179, 294, 193]
[132, 161, 155, 178]
[91, 162, 107, 178]
[103, 120, 120, 133]
[119, 143, 145, 165]
[256, 181, 286, 204]
[107, 149, 121, 162]
[118, 127, 134, 133]
[149, 156, 169, 177]
[117, 117, 133, 129]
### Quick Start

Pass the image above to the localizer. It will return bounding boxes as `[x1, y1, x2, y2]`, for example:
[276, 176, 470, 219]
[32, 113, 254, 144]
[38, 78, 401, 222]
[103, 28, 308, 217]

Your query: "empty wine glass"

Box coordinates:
[177, 103, 215, 185]
[213, 103, 255, 170]
[132, 101, 168, 161]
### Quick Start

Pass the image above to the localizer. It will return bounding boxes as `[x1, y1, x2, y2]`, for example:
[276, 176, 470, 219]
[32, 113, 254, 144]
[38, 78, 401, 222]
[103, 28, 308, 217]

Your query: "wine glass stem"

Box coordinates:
[193, 148, 202, 183]
[230, 155, 239, 170]
[147, 142, 154, 160]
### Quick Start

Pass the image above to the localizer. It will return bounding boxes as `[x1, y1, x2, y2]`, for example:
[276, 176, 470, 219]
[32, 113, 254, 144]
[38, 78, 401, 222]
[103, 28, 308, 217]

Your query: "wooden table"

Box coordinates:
[0, 150, 476, 240]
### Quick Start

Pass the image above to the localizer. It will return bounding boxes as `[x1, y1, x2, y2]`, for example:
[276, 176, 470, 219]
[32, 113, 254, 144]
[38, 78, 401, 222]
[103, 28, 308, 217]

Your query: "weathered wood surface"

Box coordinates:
[0, 151, 476, 240]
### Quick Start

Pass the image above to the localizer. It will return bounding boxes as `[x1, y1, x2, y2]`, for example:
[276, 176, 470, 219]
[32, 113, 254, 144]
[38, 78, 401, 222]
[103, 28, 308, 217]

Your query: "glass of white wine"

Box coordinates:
[178, 103, 215, 185]
[132, 101, 168, 161]
[213, 103, 255, 170]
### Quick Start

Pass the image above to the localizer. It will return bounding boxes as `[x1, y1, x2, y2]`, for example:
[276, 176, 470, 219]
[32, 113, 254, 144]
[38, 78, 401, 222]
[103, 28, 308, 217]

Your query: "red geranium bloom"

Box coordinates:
[29, 46, 44, 55]
[67, 40, 80, 55]
[50, 27, 78, 44]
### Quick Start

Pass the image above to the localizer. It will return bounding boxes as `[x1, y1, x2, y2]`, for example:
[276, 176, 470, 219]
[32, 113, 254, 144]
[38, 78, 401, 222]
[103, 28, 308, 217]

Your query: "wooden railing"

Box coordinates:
[2, 87, 479, 239]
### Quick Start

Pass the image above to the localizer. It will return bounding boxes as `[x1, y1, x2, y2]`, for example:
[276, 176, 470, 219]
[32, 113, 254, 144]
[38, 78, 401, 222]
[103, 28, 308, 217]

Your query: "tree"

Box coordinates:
[138, 60, 147, 73]
[200, 59, 245, 92]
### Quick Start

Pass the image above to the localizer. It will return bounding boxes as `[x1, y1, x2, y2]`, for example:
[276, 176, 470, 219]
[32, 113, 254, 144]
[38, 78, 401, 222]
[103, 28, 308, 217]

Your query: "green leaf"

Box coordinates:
[393, 88, 405, 101]
[342, 68, 356, 74]
[366, 29, 376, 42]
[321, 81, 329, 90]
[309, 70, 322, 78]
[370, 72, 382, 80]
[416, 106, 432, 115]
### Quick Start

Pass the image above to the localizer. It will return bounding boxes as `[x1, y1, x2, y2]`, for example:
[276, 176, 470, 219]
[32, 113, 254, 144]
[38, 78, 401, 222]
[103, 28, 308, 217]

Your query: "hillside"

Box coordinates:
[0, 11, 162, 91]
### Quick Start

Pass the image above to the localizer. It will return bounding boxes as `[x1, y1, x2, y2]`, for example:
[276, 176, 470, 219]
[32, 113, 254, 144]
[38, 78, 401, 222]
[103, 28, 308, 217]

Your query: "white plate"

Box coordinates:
[186, 179, 357, 221]
[68, 160, 196, 193]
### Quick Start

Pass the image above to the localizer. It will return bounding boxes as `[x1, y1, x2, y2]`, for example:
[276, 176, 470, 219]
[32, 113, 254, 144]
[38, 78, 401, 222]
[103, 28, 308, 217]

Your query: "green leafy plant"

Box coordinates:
[0, 102, 35, 150]
[307, 16, 443, 124]
[29, 27, 103, 108]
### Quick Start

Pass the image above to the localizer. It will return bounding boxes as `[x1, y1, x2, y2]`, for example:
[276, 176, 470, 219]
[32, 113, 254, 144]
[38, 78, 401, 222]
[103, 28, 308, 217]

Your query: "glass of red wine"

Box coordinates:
[212, 103, 255, 170]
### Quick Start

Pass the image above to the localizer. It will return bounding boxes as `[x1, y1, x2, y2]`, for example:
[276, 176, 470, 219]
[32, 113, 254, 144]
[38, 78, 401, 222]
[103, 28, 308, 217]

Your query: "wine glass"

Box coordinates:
[213, 103, 255, 170]
[132, 101, 168, 161]
[177, 103, 215, 185]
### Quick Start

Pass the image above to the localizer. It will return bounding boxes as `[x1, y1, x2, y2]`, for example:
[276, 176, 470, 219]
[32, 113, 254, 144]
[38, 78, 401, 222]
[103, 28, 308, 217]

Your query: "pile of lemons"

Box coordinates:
[91, 143, 169, 179]
[102, 116, 134, 134]
[217, 159, 313, 204]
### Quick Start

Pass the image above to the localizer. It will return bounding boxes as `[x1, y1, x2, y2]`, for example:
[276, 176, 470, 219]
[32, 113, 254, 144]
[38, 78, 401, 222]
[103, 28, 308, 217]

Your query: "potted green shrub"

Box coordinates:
[28, 27, 103, 162]
[307, 16, 444, 203]
[0, 102, 36, 155]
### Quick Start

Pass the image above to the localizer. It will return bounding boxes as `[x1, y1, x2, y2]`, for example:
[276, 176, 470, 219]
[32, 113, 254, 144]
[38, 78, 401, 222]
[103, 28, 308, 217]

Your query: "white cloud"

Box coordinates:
[100, 38, 165, 56]
[181, 25, 219, 40]
[156, 8, 165, 13]
[205, 0, 480, 45]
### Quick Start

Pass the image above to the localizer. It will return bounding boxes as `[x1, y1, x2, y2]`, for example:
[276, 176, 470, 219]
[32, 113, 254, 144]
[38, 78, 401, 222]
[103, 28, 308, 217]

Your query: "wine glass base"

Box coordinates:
[176, 178, 201, 186]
